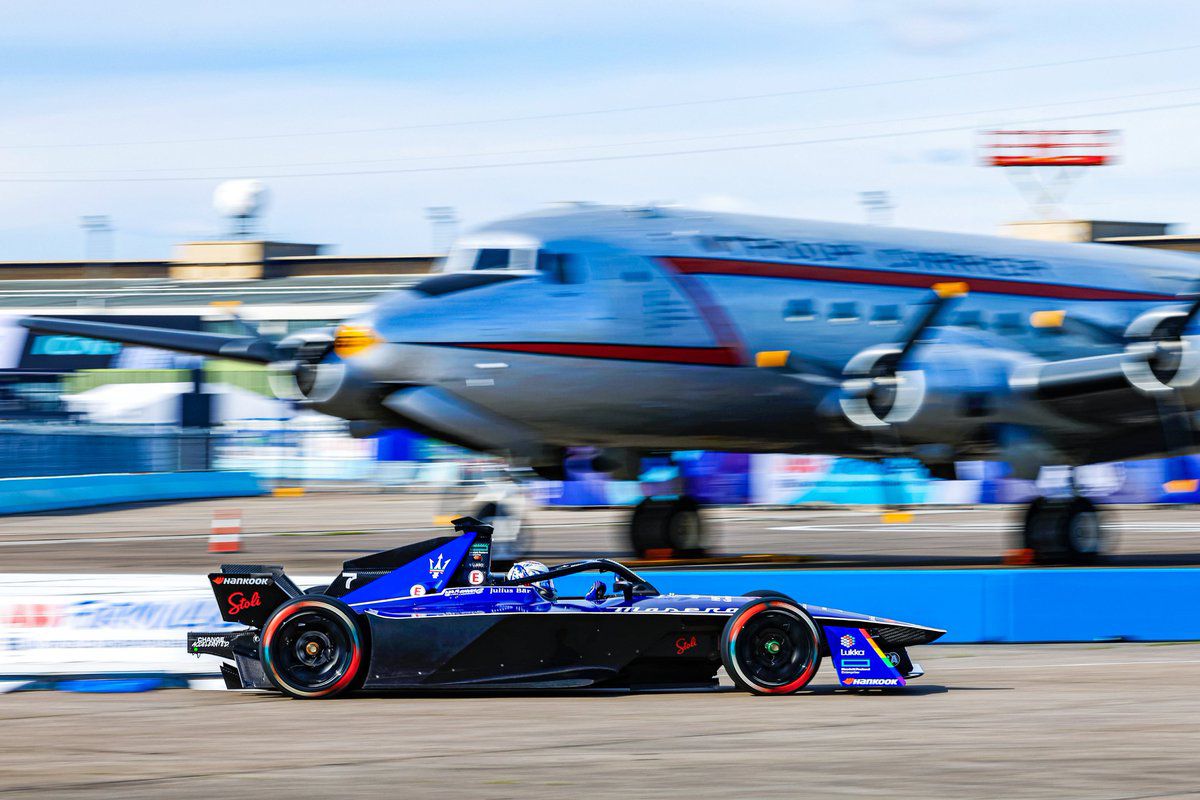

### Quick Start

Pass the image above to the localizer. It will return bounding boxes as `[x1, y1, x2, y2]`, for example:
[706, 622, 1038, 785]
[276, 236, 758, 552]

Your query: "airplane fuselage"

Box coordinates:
[335, 205, 1198, 470]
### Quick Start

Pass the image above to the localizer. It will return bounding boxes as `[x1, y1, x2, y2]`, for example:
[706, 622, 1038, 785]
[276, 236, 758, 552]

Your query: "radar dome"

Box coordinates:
[213, 179, 269, 219]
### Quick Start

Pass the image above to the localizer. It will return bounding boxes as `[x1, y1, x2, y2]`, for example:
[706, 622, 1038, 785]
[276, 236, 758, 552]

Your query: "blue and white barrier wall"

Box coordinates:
[0, 471, 265, 515]
[567, 568, 1200, 644]
[3, 567, 1196, 682]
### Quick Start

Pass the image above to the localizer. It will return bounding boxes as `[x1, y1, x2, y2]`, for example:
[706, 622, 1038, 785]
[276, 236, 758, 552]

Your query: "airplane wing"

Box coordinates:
[19, 316, 279, 363]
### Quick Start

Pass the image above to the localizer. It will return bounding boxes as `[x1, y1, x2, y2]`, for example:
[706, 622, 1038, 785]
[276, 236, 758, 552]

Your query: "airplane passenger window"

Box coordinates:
[783, 299, 815, 321]
[870, 304, 901, 325]
[953, 310, 983, 328]
[992, 312, 1024, 333]
[536, 252, 587, 284]
[829, 301, 861, 323]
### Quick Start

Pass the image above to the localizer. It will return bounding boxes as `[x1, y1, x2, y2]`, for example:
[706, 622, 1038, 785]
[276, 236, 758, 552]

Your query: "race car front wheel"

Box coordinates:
[260, 597, 367, 699]
[721, 598, 821, 695]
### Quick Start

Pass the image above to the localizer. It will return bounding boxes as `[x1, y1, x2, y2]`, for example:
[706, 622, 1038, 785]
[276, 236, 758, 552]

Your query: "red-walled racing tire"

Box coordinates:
[260, 596, 367, 699]
[720, 598, 822, 695]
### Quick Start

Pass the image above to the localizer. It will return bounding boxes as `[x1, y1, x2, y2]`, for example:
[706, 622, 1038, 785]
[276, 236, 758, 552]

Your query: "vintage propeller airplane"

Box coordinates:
[22, 203, 1200, 562]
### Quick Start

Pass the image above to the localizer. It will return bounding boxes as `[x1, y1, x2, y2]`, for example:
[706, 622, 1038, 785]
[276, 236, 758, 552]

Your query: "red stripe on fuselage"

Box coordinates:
[662, 256, 1176, 302]
[438, 341, 742, 366]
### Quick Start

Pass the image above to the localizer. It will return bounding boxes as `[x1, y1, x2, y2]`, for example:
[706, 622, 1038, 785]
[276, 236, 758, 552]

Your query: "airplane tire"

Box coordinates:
[630, 499, 670, 557]
[1022, 497, 1066, 563]
[664, 497, 708, 557]
[476, 501, 532, 564]
[1060, 497, 1106, 564]
[1022, 497, 1108, 564]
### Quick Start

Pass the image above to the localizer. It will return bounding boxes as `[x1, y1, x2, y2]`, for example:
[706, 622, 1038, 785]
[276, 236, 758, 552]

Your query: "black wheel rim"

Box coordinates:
[734, 609, 815, 688]
[272, 609, 355, 691]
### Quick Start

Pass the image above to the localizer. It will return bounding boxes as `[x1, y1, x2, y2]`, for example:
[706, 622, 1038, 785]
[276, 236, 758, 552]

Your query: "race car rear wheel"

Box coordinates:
[260, 597, 367, 699]
[721, 598, 821, 695]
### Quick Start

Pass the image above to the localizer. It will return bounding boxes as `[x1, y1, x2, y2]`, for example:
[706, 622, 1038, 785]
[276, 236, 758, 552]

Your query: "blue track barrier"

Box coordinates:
[0, 471, 265, 515]
[560, 568, 1200, 643]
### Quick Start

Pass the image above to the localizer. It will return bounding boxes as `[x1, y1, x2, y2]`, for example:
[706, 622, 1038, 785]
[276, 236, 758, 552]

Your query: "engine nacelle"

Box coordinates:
[264, 330, 383, 420]
[836, 341, 1033, 446]
[838, 344, 926, 429]
[1121, 308, 1200, 394]
[265, 330, 336, 401]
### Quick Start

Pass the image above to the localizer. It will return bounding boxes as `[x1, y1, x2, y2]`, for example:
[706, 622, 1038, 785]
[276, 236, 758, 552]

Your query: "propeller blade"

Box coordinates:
[1157, 291, 1200, 340]
[893, 282, 968, 365]
[1154, 390, 1199, 492]
[20, 316, 279, 363]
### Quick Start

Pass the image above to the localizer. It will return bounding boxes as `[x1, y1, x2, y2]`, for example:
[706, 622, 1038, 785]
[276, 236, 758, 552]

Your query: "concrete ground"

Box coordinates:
[1, 643, 1198, 799]
[2, 492, 1200, 572]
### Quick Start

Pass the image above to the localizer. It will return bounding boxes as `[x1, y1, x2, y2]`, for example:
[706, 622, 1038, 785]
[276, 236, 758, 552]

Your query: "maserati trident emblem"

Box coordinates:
[429, 553, 451, 579]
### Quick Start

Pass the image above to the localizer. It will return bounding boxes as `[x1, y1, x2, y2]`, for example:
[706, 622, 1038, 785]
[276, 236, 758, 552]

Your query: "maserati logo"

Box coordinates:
[840, 634, 855, 649]
[429, 553, 451, 579]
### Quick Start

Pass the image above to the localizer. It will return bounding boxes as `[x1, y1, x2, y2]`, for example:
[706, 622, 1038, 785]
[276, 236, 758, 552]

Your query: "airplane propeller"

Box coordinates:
[19, 315, 341, 404]
[1121, 292, 1200, 394]
[20, 316, 282, 363]
[838, 282, 968, 429]
[1120, 290, 1200, 491]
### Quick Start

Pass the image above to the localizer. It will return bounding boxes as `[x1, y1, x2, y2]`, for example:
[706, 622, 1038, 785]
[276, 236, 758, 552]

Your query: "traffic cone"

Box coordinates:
[208, 509, 242, 553]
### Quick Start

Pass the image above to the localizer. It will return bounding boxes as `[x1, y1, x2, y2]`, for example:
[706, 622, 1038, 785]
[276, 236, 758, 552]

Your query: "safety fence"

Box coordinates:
[3, 421, 1200, 507]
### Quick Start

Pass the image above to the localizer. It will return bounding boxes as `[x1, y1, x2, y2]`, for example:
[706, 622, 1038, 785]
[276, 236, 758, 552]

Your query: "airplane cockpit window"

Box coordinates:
[474, 248, 512, 270]
[440, 236, 540, 274]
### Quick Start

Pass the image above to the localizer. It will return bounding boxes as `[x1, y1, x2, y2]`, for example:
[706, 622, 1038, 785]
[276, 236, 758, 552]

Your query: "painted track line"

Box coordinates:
[937, 658, 1200, 670]
[0, 518, 629, 548]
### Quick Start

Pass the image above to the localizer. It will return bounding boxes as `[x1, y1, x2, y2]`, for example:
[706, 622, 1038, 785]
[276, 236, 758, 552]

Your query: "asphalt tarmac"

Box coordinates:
[1, 642, 1198, 799]
[4, 492, 1200, 572]
[3, 496, 1199, 798]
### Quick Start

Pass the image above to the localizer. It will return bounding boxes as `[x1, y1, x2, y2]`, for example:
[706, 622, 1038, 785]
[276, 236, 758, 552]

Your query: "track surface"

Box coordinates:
[4, 493, 1200, 572]
[2, 643, 1198, 799]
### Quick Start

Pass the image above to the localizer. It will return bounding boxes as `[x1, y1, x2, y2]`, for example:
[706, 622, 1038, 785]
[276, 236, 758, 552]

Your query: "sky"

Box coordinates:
[2, 0, 1200, 260]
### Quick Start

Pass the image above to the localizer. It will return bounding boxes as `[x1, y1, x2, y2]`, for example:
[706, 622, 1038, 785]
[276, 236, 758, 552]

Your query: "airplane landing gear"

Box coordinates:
[1021, 495, 1110, 564]
[629, 496, 709, 558]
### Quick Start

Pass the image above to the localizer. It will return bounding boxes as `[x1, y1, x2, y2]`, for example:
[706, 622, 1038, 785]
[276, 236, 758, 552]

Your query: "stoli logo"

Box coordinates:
[675, 635, 698, 655]
[227, 591, 261, 616]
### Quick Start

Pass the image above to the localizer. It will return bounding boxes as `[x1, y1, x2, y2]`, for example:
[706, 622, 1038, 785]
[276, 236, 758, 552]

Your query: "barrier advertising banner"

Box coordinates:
[0, 574, 322, 677]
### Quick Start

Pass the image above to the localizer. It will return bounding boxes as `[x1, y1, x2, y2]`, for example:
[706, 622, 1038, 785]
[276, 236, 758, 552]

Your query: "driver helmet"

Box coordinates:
[506, 560, 556, 600]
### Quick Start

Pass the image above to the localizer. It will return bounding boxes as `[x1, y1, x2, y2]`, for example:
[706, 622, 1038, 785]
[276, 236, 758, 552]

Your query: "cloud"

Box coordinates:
[860, 0, 1003, 54]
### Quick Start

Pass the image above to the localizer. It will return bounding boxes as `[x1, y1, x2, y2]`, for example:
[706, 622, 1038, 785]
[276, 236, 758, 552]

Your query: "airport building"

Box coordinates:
[0, 240, 438, 412]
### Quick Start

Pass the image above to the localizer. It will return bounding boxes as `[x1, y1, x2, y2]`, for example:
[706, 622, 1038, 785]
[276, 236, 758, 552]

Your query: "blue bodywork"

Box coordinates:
[189, 518, 945, 694]
[333, 524, 943, 688]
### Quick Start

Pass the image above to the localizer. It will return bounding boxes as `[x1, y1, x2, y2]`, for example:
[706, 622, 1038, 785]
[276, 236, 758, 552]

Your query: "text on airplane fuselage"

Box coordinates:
[695, 235, 1052, 278]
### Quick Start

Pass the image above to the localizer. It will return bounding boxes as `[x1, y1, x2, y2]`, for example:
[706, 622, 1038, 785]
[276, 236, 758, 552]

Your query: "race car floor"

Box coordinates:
[1, 642, 1198, 800]
[4, 493, 1200, 571]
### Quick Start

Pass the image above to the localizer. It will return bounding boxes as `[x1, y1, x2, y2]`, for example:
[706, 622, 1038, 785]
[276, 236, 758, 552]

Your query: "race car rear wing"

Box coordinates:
[207, 564, 302, 628]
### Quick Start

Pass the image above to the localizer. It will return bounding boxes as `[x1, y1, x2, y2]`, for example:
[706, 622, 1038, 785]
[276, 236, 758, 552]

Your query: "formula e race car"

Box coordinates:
[188, 517, 944, 698]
